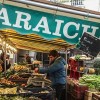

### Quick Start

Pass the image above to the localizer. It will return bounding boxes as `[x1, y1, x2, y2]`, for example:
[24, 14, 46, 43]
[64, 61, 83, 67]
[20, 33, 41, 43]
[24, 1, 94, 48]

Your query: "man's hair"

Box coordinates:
[49, 50, 59, 57]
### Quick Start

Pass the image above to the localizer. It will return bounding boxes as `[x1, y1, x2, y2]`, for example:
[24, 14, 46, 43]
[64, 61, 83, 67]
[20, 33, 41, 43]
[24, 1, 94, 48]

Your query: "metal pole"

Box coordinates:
[41, 52, 43, 65]
[65, 49, 68, 100]
[4, 38, 7, 76]
[8, 0, 100, 19]
[15, 53, 17, 63]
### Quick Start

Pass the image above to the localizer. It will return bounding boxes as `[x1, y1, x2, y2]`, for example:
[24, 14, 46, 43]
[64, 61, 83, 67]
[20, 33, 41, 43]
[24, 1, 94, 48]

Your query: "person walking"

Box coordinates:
[35, 50, 66, 100]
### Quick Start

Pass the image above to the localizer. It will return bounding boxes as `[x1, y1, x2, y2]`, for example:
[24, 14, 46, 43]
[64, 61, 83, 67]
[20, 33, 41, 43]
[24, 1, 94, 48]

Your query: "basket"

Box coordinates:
[22, 87, 55, 100]
[18, 73, 31, 78]
[9, 79, 28, 85]
[0, 93, 42, 100]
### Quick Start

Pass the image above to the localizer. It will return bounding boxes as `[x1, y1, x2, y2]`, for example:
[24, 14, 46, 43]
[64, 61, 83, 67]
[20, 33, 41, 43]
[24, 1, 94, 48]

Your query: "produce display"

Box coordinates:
[74, 55, 91, 61]
[93, 57, 100, 75]
[13, 65, 29, 72]
[19, 87, 50, 94]
[88, 68, 95, 74]
[27, 74, 51, 87]
[0, 96, 42, 100]
[67, 55, 100, 100]
[0, 78, 16, 86]
[79, 74, 100, 91]
[9, 75, 28, 80]
[0, 87, 17, 94]
[0, 63, 54, 100]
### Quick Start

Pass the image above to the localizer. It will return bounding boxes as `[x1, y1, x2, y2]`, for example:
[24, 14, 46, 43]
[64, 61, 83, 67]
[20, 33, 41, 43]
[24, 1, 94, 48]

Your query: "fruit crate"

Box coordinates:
[74, 84, 88, 93]
[73, 90, 84, 100]
[22, 87, 56, 100]
[70, 84, 75, 93]
[84, 90, 98, 100]
[67, 83, 70, 91]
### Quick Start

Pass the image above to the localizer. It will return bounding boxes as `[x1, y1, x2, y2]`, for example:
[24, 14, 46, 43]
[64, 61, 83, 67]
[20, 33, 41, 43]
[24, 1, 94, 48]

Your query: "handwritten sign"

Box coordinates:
[76, 32, 100, 57]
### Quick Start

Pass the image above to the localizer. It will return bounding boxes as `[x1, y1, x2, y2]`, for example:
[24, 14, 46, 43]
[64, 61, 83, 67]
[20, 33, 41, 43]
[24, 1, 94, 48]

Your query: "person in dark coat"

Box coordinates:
[6, 55, 11, 70]
[25, 54, 32, 64]
[0, 52, 5, 72]
[0, 53, 11, 72]
[35, 50, 66, 100]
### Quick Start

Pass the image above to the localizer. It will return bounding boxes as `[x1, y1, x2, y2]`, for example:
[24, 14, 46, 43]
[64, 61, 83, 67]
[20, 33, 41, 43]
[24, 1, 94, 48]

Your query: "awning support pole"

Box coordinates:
[4, 37, 7, 76]
[65, 49, 68, 100]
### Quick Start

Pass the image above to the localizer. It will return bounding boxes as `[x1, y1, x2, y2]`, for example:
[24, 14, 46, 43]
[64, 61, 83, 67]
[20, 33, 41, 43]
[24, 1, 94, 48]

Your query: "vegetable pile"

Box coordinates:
[0, 96, 42, 100]
[79, 75, 100, 91]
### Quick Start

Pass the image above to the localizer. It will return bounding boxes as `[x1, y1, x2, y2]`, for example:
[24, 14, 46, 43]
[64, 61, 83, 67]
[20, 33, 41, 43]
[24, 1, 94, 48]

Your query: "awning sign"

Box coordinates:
[0, 4, 100, 44]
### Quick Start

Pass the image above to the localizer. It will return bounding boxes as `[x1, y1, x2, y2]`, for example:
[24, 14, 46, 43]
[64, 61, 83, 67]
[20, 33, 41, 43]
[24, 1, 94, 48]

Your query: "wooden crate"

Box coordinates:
[74, 84, 88, 93]
[84, 90, 98, 100]
[73, 90, 84, 99]
[84, 95, 92, 100]
[92, 93, 100, 100]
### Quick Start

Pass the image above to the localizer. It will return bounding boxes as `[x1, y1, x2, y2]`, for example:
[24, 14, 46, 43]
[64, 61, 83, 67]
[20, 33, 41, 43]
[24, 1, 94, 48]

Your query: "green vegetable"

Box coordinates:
[79, 74, 100, 91]
[75, 55, 81, 60]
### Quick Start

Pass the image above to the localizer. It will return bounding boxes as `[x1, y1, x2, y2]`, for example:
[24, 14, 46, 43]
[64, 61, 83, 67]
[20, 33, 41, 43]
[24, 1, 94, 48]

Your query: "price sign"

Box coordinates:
[76, 32, 100, 57]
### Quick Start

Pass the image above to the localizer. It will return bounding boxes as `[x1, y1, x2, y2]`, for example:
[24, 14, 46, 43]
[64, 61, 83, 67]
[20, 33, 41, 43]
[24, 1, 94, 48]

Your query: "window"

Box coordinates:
[71, 0, 84, 6]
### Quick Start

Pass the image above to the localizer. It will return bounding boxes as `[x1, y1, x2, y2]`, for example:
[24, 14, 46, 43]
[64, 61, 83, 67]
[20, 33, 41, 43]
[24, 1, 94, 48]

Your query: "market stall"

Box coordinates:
[67, 55, 100, 100]
[0, 0, 100, 100]
[0, 63, 55, 100]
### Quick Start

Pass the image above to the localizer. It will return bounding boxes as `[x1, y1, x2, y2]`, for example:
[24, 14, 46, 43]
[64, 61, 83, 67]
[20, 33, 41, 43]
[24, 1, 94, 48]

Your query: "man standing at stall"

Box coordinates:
[35, 50, 66, 100]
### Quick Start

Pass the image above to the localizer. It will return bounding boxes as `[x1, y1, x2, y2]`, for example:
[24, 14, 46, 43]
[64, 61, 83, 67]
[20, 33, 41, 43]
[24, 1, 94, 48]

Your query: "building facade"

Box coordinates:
[48, 0, 100, 12]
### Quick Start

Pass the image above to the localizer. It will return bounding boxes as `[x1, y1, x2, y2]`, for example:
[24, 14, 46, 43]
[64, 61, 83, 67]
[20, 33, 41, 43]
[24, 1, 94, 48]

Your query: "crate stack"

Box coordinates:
[67, 77, 89, 100]
[72, 84, 88, 100]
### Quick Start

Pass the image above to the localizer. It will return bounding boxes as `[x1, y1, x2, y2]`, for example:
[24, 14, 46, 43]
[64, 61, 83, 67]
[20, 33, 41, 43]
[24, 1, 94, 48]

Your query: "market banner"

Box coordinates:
[0, 4, 100, 44]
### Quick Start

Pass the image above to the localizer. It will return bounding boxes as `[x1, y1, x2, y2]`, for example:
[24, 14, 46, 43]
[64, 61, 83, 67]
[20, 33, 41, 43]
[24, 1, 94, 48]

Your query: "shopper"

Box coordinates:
[0, 53, 11, 72]
[25, 54, 32, 64]
[0, 59, 3, 72]
[35, 50, 66, 100]
[6, 55, 11, 70]
[0, 52, 5, 72]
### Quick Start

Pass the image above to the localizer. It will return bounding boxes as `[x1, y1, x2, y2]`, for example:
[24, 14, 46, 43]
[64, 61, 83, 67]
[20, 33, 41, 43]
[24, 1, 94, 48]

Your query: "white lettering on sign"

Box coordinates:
[84, 37, 93, 44]
[0, 8, 11, 26]
[52, 19, 64, 37]
[33, 17, 51, 34]
[63, 22, 80, 39]
[82, 25, 99, 36]
[91, 26, 99, 36]
[13, 11, 32, 30]
[0, 7, 99, 40]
